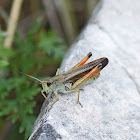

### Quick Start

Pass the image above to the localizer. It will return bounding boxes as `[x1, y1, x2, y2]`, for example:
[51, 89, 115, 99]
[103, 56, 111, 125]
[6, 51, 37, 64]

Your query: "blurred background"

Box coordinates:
[0, 0, 99, 139]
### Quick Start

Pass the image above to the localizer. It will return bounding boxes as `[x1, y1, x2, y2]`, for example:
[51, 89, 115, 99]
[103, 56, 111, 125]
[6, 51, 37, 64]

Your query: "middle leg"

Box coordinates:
[64, 89, 83, 107]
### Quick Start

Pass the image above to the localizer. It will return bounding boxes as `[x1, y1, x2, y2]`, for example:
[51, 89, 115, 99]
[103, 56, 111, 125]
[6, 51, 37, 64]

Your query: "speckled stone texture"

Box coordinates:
[29, 0, 140, 139]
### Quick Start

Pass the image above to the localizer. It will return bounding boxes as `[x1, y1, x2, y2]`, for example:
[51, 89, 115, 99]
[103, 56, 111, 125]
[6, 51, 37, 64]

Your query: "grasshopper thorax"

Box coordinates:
[42, 77, 73, 94]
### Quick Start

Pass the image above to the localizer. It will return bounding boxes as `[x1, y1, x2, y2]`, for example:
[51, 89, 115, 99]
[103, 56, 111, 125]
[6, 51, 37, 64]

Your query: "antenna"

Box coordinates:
[17, 71, 42, 82]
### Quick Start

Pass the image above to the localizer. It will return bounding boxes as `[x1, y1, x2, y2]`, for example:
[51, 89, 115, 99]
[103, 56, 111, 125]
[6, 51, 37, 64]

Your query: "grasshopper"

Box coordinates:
[18, 52, 108, 109]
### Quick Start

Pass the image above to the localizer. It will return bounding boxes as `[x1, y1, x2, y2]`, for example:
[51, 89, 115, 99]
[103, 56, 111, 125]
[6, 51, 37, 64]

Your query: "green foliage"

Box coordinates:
[0, 22, 66, 139]
[0, 31, 14, 68]
[38, 30, 66, 59]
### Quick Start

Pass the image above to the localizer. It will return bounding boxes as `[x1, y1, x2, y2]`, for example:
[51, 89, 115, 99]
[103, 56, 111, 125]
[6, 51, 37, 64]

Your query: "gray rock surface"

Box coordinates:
[29, 0, 140, 139]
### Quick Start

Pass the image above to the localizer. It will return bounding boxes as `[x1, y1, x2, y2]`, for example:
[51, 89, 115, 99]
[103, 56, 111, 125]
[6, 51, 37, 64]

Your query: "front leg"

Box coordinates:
[49, 91, 59, 110]
[41, 90, 47, 100]
[41, 90, 53, 106]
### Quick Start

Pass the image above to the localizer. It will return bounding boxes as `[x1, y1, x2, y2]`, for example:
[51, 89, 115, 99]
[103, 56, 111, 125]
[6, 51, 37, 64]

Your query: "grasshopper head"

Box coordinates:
[42, 78, 53, 93]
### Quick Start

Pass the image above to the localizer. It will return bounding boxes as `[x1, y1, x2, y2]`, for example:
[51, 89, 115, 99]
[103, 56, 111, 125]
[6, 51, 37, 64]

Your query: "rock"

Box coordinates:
[29, 0, 140, 139]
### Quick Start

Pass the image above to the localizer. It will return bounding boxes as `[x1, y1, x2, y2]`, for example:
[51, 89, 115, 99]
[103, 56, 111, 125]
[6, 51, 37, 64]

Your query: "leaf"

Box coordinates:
[0, 78, 10, 99]
[0, 60, 9, 68]
[27, 20, 41, 36]
[8, 76, 27, 92]
[0, 100, 17, 116]
[17, 86, 40, 102]
[19, 114, 36, 139]
[38, 30, 66, 59]
[0, 46, 14, 58]
[10, 112, 21, 123]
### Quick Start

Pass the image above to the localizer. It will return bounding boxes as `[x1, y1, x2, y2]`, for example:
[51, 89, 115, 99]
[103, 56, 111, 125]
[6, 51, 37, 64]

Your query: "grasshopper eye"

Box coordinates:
[47, 82, 51, 87]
